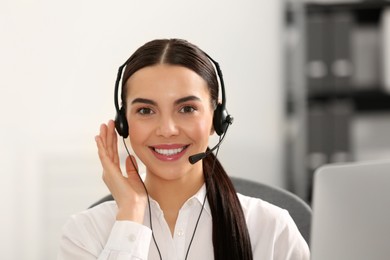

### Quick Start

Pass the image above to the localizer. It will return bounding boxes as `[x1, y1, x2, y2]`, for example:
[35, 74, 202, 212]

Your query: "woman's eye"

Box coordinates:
[180, 106, 196, 113]
[138, 107, 154, 115]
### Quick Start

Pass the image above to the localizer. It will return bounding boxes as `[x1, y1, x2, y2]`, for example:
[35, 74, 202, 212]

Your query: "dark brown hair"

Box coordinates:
[121, 38, 253, 260]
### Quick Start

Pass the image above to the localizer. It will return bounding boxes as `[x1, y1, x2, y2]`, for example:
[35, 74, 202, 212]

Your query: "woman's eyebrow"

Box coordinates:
[131, 98, 156, 105]
[174, 95, 201, 105]
[131, 96, 201, 106]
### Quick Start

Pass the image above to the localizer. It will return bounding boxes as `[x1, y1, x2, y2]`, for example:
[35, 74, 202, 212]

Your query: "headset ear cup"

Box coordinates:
[115, 107, 129, 138]
[213, 104, 229, 136]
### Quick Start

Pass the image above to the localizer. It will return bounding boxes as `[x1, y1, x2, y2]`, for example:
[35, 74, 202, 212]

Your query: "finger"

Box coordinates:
[125, 156, 146, 197]
[95, 135, 109, 166]
[112, 123, 119, 165]
[99, 123, 108, 148]
[106, 120, 115, 159]
[96, 135, 117, 170]
[125, 155, 139, 177]
[96, 135, 123, 180]
[109, 120, 120, 166]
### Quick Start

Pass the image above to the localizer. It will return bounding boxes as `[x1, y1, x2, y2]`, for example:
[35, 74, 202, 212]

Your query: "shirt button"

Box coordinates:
[128, 234, 136, 242]
[177, 229, 185, 237]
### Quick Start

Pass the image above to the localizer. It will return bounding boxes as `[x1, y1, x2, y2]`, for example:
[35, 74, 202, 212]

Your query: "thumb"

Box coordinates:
[125, 155, 139, 177]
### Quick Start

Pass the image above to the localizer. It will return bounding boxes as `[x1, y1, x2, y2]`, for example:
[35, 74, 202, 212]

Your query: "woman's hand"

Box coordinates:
[95, 120, 147, 223]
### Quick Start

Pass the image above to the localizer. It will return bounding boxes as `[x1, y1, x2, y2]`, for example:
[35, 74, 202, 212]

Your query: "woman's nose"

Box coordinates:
[156, 116, 179, 137]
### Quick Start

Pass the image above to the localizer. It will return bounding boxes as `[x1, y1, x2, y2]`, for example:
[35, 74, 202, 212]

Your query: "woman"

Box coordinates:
[58, 38, 310, 259]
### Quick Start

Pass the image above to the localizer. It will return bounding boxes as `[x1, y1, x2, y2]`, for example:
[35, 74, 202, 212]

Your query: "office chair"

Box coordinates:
[90, 176, 312, 245]
[230, 176, 311, 245]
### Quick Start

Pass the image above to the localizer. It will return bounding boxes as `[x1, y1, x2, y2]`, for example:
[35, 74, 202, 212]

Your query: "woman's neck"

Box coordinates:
[144, 172, 204, 210]
[144, 168, 204, 235]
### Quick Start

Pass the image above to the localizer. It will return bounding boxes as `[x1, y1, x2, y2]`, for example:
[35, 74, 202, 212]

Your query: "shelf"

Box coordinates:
[306, 1, 389, 23]
[353, 89, 390, 111]
[306, 1, 390, 12]
[308, 89, 390, 112]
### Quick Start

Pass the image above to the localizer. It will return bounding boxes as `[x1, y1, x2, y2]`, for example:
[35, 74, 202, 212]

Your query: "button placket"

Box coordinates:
[128, 234, 136, 242]
[173, 198, 197, 258]
[176, 228, 185, 237]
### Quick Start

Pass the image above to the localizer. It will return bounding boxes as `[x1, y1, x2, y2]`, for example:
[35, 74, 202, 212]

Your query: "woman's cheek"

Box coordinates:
[187, 119, 213, 140]
[128, 121, 151, 144]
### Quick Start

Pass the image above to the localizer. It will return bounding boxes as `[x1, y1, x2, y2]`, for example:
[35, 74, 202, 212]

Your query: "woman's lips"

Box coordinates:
[150, 144, 190, 161]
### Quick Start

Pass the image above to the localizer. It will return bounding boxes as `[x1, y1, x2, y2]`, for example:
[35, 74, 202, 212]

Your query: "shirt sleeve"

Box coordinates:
[240, 194, 310, 260]
[58, 216, 152, 260]
[101, 221, 152, 259]
[273, 210, 310, 260]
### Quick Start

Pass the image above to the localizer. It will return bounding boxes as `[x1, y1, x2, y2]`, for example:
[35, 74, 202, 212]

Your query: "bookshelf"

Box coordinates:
[285, 0, 390, 202]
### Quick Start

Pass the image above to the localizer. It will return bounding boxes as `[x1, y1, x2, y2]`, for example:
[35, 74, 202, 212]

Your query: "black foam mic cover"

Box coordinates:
[189, 152, 208, 164]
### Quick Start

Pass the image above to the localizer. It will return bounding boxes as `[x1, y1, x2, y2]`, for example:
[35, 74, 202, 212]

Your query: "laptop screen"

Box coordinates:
[310, 160, 390, 260]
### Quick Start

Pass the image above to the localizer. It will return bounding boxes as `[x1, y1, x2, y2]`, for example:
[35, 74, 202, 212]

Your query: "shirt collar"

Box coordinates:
[190, 183, 211, 217]
[149, 183, 211, 217]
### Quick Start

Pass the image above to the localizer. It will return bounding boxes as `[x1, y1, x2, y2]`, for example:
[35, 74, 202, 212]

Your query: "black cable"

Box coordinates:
[122, 138, 163, 260]
[184, 133, 223, 260]
[122, 127, 226, 260]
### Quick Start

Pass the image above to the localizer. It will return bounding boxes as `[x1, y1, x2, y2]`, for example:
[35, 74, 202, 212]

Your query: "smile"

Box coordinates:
[154, 147, 186, 156]
[150, 145, 189, 161]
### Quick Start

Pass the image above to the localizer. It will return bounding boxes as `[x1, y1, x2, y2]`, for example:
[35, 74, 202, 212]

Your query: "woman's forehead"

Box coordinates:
[125, 64, 210, 97]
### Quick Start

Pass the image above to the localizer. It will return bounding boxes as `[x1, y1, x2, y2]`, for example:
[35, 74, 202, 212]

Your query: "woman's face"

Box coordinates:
[125, 64, 214, 183]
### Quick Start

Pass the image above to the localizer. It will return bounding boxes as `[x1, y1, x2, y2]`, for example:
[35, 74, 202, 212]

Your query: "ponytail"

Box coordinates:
[203, 150, 253, 260]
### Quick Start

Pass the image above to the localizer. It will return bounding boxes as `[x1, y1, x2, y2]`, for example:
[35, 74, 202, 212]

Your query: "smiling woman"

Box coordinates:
[57, 39, 310, 260]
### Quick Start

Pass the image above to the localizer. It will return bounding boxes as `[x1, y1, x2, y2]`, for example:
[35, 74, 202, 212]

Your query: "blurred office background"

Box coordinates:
[1, 0, 390, 259]
[285, 0, 390, 202]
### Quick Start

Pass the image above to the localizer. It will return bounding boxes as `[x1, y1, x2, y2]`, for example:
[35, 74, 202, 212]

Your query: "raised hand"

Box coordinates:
[95, 120, 147, 223]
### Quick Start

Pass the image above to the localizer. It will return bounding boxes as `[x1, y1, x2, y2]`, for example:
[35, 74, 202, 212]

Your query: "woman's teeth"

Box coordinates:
[154, 147, 185, 156]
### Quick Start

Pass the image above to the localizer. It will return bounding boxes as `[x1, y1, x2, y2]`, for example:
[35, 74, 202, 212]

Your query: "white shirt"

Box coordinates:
[58, 185, 310, 259]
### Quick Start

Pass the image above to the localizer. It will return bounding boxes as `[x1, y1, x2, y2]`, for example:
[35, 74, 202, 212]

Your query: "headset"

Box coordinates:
[113, 51, 233, 140]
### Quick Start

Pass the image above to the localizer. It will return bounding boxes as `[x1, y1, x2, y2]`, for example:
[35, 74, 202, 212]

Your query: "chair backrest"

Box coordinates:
[90, 176, 311, 244]
[230, 176, 311, 245]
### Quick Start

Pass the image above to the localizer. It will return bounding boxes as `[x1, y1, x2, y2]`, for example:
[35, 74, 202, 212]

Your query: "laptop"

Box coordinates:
[310, 160, 390, 260]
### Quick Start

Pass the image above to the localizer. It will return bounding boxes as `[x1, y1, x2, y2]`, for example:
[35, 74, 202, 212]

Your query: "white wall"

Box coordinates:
[0, 0, 285, 258]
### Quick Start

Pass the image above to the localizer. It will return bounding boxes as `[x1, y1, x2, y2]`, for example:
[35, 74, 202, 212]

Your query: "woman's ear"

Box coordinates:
[209, 99, 221, 136]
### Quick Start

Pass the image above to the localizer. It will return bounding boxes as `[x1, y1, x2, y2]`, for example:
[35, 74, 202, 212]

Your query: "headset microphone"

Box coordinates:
[188, 115, 233, 164]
